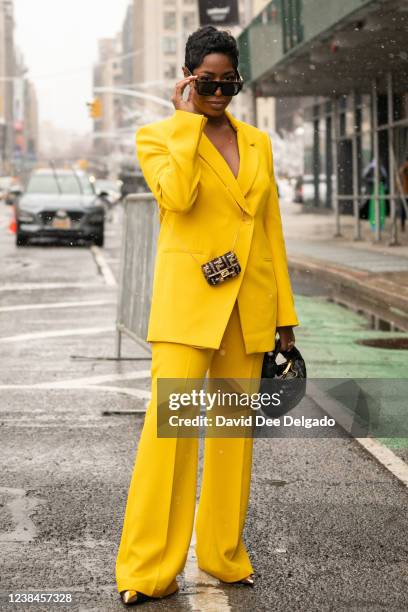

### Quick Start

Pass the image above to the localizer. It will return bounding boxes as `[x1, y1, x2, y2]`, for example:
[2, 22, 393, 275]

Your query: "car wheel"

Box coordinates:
[16, 231, 28, 247]
[92, 225, 104, 247]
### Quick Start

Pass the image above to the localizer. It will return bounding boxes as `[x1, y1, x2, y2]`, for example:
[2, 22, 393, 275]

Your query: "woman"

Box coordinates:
[116, 26, 299, 606]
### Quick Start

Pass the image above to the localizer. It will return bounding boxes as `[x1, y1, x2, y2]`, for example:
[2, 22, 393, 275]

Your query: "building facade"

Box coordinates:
[0, 0, 15, 174]
[238, 0, 408, 243]
[0, 0, 38, 175]
[92, 36, 123, 165]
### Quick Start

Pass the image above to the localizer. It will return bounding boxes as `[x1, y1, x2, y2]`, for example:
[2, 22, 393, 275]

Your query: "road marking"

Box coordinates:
[308, 382, 408, 488]
[34, 370, 151, 388]
[0, 371, 152, 402]
[355, 438, 408, 488]
[0, 282, 103, 292]
[90, 245, 117, 286]
[0, 487, 46, 542]
[184, 531, 231, 612]
[0, 299, 116, 313]
[0, 326, 114, 343]
[0, 384, 150, 401]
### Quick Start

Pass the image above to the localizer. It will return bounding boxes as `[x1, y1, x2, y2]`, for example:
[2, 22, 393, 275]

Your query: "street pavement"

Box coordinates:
[0, 201, 407, 611]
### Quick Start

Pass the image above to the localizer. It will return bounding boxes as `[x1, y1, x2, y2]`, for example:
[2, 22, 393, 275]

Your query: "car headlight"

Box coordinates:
[18, 210, 36, 223]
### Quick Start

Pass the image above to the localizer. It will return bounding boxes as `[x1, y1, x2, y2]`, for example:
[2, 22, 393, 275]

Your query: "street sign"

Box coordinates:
[198, 0, 240, 26]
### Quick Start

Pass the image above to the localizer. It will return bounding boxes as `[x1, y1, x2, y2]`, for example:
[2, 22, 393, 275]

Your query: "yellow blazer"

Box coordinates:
[135, 109, 299, 354]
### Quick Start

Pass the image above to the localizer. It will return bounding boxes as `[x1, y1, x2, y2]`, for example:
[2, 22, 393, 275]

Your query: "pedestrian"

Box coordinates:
[115, 25, 299, 607]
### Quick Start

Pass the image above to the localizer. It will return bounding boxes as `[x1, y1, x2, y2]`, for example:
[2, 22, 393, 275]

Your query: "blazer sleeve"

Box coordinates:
[136, 110, 208, 214]
[263, 132, 299, 328]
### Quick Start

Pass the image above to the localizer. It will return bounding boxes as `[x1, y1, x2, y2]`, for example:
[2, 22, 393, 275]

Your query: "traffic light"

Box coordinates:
[87, 98, 102, 119]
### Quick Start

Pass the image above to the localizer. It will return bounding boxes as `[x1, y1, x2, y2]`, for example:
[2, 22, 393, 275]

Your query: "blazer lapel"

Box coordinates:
[198, 110, 259, 216]
[225, 110, 259, 199]
[198, 131, 248, 213]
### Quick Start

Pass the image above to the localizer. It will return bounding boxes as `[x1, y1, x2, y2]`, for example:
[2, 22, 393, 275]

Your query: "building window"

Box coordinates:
[163, 11, 176, 30]
[164, 64, 177, 79]
[162, 37, 177, 55]
[183, 11, 196, 31]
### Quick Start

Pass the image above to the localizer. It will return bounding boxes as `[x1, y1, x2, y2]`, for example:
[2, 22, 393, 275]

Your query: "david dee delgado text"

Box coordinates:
[165, 390, 336, 429]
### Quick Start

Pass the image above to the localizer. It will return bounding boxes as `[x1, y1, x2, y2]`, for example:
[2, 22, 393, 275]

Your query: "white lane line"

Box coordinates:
[355, 438, 408, 488]
[0, 370, 151, 392]
[0, 487, 46, 543]
[0, 385, 150, 401]
[70, 385, 150, 401]
[0, 282, 103, 292]
[35, 369, 151, 388]
[90, 245, 117, 286]
[0, 326, 114, 343]
[308, 382, 408, 488]
[184, 531, 231, 612]
[0, 299, 116, 313]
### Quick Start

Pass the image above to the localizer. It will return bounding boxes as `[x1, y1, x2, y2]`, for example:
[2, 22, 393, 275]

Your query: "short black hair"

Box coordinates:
[184, 25, 239, 74]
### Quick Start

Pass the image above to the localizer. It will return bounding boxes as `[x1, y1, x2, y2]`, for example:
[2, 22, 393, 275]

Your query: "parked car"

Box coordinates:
[15, 168, 105, 247]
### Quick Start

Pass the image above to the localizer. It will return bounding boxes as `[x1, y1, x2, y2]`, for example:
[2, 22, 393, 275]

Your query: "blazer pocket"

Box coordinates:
[263, 256, 274, 261]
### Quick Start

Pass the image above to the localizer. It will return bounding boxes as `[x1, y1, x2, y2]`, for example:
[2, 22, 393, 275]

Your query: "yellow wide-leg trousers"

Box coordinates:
[115, 301, 264, 597]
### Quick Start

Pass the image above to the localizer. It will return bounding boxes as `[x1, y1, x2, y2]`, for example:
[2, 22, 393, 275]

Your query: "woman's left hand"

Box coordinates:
[277, 326, 295, 352]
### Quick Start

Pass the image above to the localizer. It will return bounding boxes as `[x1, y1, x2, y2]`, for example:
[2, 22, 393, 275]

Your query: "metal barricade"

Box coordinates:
[116, 193, 159, 358]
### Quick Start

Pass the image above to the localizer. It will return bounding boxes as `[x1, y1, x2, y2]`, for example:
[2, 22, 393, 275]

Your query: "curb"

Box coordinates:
[288, 255, 408, 331]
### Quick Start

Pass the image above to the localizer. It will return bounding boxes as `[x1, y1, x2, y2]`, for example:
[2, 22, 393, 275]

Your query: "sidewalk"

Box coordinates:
[281, 202, 408, 332]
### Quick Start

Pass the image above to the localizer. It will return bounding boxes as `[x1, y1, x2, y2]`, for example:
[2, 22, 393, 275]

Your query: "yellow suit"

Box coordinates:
[135, 109, 299, 354]
[115, 109, 299, 599]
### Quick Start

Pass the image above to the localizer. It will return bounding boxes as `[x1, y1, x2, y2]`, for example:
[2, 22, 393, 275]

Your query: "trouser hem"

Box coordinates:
[197, 565, 254, 583]
[116, 577, 179, 598]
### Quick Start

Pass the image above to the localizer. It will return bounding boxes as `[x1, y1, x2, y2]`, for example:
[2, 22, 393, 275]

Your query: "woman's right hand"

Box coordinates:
[171, 75, 199, 113]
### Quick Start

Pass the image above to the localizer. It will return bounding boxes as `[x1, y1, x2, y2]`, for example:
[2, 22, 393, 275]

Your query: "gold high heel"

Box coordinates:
[119, 582, 179, 606]
[238, 574, 255, 586]
[119, 590, 152, 606]
[234, 573, 255, 586]
[221, 573, 255, 586]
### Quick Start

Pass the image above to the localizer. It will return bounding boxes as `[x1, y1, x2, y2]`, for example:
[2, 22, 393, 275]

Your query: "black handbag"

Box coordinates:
[259, 338, 307, 418]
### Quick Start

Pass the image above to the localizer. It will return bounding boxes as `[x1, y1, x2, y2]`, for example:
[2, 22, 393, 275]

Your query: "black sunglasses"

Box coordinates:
[187, 69, 244, 97]
[195, 79, 243, 97]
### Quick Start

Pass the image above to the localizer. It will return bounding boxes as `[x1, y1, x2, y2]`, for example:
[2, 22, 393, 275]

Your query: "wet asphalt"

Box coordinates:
[0, 203, 407, 612]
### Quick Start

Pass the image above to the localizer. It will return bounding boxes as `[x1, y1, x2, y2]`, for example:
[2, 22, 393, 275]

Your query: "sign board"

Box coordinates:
[198, 0, 240, 26]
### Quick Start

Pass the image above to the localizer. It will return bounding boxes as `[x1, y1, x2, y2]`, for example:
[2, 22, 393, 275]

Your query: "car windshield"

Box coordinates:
[26, 173, 94, 195]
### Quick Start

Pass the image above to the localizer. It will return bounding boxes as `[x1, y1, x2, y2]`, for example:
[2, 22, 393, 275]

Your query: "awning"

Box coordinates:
[238, 0, 408, 96]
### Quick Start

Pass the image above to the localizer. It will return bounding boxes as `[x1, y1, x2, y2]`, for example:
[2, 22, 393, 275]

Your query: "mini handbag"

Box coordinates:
[201, 251, 241, 286]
